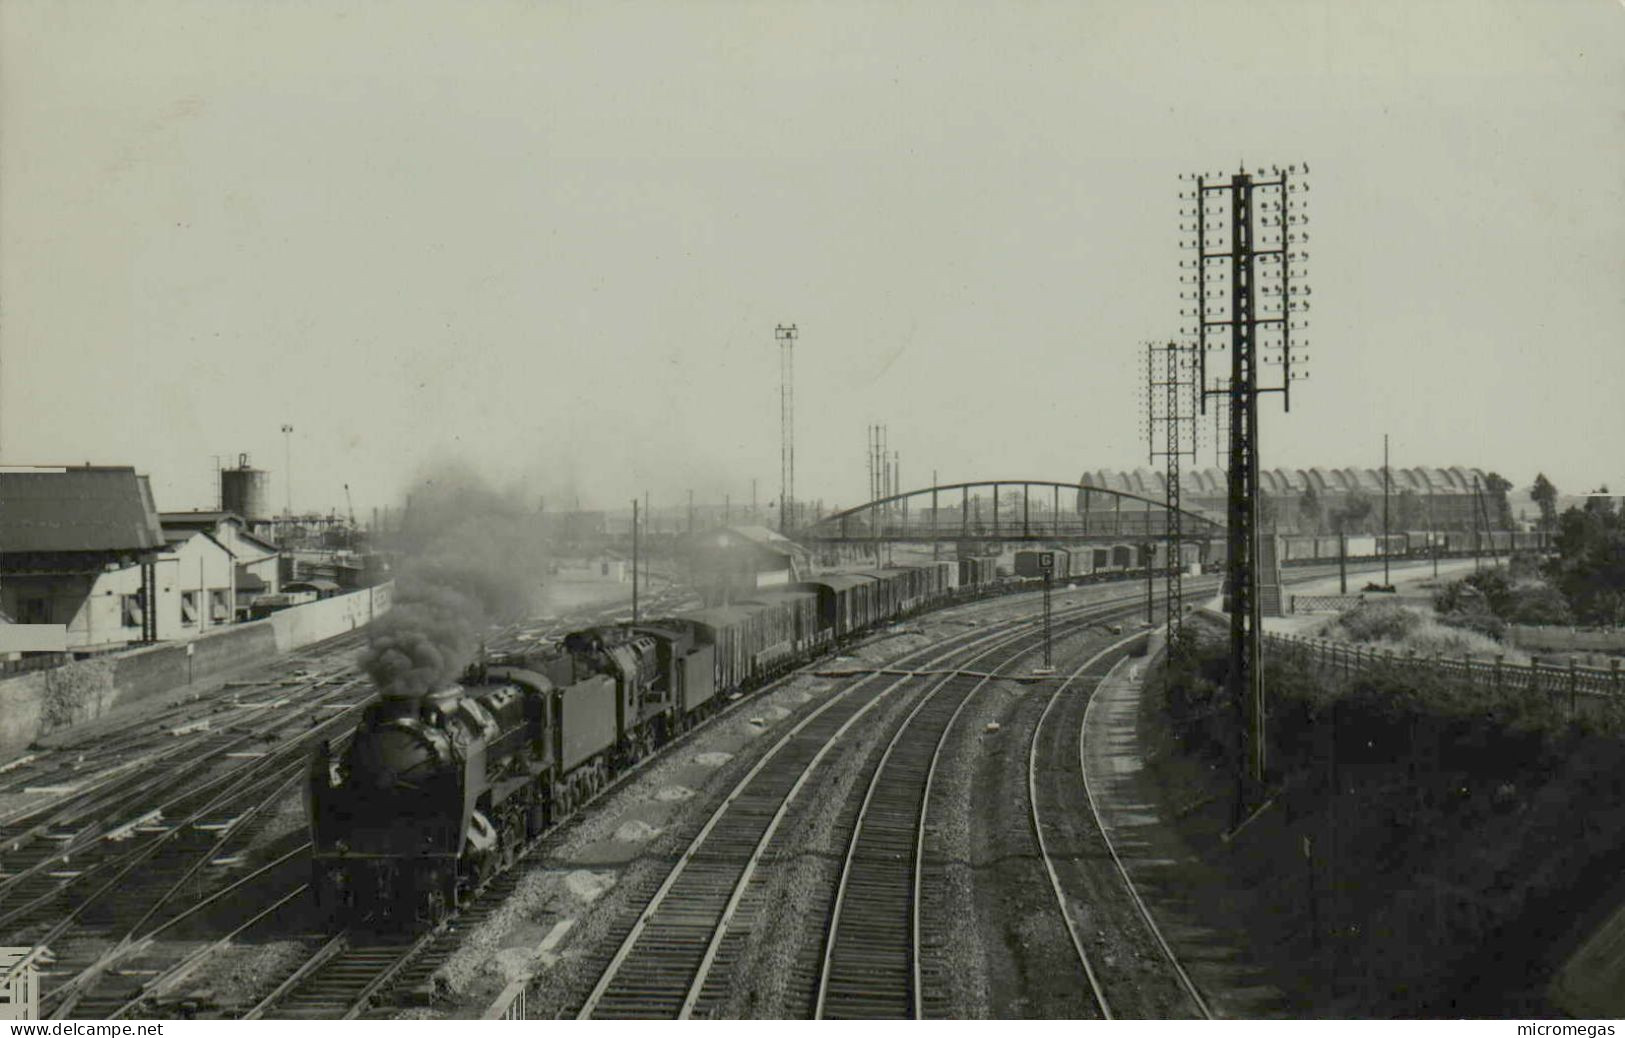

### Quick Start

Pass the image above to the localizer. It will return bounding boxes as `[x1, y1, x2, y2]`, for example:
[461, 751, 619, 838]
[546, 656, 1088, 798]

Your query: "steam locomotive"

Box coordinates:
[307, 561, 983, 925]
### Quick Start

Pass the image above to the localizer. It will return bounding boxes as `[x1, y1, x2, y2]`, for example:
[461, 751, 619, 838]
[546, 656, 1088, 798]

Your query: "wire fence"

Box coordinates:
[1289, 594, 1368, 614]
[1263, 632, 1625, 702]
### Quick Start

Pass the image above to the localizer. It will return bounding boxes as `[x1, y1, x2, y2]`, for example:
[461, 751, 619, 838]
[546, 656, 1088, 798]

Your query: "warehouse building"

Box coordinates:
[160, 510, 282, 615]
[0, 465, 168, 653]
[687, 525, 811, 604]
[0, 467, 279, 655]
[1077, 465, 1509, 533]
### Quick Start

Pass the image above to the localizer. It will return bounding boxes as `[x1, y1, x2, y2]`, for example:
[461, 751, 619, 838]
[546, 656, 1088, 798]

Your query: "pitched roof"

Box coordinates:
[705, 525, 809, 558]
[160, 510, 280, 555]
[159, 510, 242, 528]
[0, 466, 165, 553]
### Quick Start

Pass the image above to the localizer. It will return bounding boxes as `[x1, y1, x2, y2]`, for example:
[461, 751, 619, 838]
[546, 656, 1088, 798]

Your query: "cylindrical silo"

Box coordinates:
[221, 453, 271, 521]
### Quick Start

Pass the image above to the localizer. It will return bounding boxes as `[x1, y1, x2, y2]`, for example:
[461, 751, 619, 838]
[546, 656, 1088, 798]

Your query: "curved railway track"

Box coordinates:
[1026, 646, 1212, 1019]
[573, 588, 1166, 1019]
[814, 624, 1144, 1019]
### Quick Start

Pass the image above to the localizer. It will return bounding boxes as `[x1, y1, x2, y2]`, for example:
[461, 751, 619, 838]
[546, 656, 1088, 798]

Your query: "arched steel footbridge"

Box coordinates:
[796, 479, 1226, 546]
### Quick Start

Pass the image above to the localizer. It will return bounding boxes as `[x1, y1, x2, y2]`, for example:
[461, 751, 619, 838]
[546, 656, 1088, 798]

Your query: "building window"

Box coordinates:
[210, 589, 230, 623]
[121, 594, 144, 628]
[181, 591, 199, 626]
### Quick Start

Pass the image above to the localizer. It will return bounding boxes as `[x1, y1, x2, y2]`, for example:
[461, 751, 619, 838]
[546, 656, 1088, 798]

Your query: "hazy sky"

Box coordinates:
[3, 0, 1621, 518]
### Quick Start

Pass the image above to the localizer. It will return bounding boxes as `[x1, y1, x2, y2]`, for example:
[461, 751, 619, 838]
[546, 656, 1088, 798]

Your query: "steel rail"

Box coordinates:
[579, 612, 1086, 1019]
[1077, 652, 1214, 1019]
[582, 585, 1174, 1019]
[813, 615, 1107, 1018]
[1024, 636, 1155, 1020]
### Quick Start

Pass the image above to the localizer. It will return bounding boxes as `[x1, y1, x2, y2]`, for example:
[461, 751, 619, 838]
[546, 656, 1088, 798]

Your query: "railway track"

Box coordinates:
[813, 622, 1145, 1019]
[1024, 643, 1211, 1019]
[572, 588, 1167, 1020]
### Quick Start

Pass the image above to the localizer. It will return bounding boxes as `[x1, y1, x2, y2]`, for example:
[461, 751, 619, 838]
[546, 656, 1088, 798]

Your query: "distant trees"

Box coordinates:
[1394, 489, 1424, 531]
[1259, 491, 1279, 531]
[1531, 473, 1558, 532]
[1548, 498, 1625, 626]
[1332, 489, 1375, 536]
[1298, 486, 1323, 535]
[1483, 472, 1514, 529]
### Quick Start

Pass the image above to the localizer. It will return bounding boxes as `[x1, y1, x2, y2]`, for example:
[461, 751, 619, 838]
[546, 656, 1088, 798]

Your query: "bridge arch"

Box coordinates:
[799, 479, 1225, 545]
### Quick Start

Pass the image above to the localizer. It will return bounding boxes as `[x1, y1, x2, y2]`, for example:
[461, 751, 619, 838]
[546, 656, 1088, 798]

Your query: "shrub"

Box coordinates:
[1327, 602, 1422, 643]
[1506, 585, 1574, 626]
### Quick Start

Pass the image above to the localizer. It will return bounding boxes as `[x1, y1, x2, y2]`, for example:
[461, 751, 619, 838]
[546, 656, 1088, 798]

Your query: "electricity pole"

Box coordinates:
[776, 324, 798, 533]
[632, 498, 640, 623]
[281, 423, 294, 519]
[1382, 434, 1391, 587]
[1182, 163, 1312, 805]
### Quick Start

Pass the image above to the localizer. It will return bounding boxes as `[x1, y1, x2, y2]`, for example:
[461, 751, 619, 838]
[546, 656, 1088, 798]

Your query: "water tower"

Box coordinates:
[220, 453, 271, 522]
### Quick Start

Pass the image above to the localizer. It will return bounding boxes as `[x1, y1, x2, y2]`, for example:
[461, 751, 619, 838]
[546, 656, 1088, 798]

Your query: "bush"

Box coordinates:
[1323, 601, 1518, 660]
[1437, 607, 1506, 642]
[1330, 602, 1421, 643]
[1506, 585, 1574, 626]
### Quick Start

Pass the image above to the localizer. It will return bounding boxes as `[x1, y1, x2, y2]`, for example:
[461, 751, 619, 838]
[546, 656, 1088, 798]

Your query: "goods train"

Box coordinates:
[306, 528, 1550, 926]
[1273, 529, 1550, 565]
[308, 559, 1047, 926]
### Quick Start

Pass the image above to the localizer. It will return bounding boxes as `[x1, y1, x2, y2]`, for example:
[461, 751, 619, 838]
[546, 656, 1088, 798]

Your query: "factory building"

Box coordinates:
[160, 511, 282, 617]
[0, 466, 168, 653]
[0, 467, 286, 657]
[1077, 465, 1509, 534]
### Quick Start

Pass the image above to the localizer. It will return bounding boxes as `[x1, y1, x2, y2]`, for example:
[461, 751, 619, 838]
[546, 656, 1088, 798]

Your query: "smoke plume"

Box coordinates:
[359, 464, 547, 698]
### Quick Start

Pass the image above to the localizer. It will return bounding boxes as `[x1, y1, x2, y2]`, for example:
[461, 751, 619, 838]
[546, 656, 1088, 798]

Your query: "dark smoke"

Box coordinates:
[360, 465, 547, 698]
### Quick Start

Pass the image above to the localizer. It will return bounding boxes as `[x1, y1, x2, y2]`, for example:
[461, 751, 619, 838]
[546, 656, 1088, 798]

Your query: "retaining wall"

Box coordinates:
[0, 583, 392, 758]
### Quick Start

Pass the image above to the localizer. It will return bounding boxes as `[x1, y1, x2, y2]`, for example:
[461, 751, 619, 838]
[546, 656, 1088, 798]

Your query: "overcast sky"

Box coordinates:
[3, 0, 1621, 518]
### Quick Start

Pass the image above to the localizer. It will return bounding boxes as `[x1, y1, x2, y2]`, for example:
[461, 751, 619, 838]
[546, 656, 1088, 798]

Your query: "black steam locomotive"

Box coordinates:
[306, 620, 719, 924]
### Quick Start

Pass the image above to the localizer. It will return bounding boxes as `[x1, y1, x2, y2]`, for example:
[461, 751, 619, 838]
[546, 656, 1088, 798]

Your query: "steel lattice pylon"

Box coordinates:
[1147, 341, 1199, 647]
[1180, 164, 1311, 796]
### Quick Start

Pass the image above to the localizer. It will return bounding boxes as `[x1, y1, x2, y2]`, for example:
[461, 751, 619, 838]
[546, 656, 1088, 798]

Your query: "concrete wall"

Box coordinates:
[267, 582, 390, 651]
[0, 582, 392, 759]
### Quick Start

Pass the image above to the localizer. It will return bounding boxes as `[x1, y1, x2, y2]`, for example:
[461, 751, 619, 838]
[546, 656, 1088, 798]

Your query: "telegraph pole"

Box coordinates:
[281, 423, 294, 519]
[631, 499, 640, 623]
[1426, 489, 1438, 579]
[1382, 434, 1391, 588]
[776, 324, 798, 533]
[1182, 163, 1312, 804]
